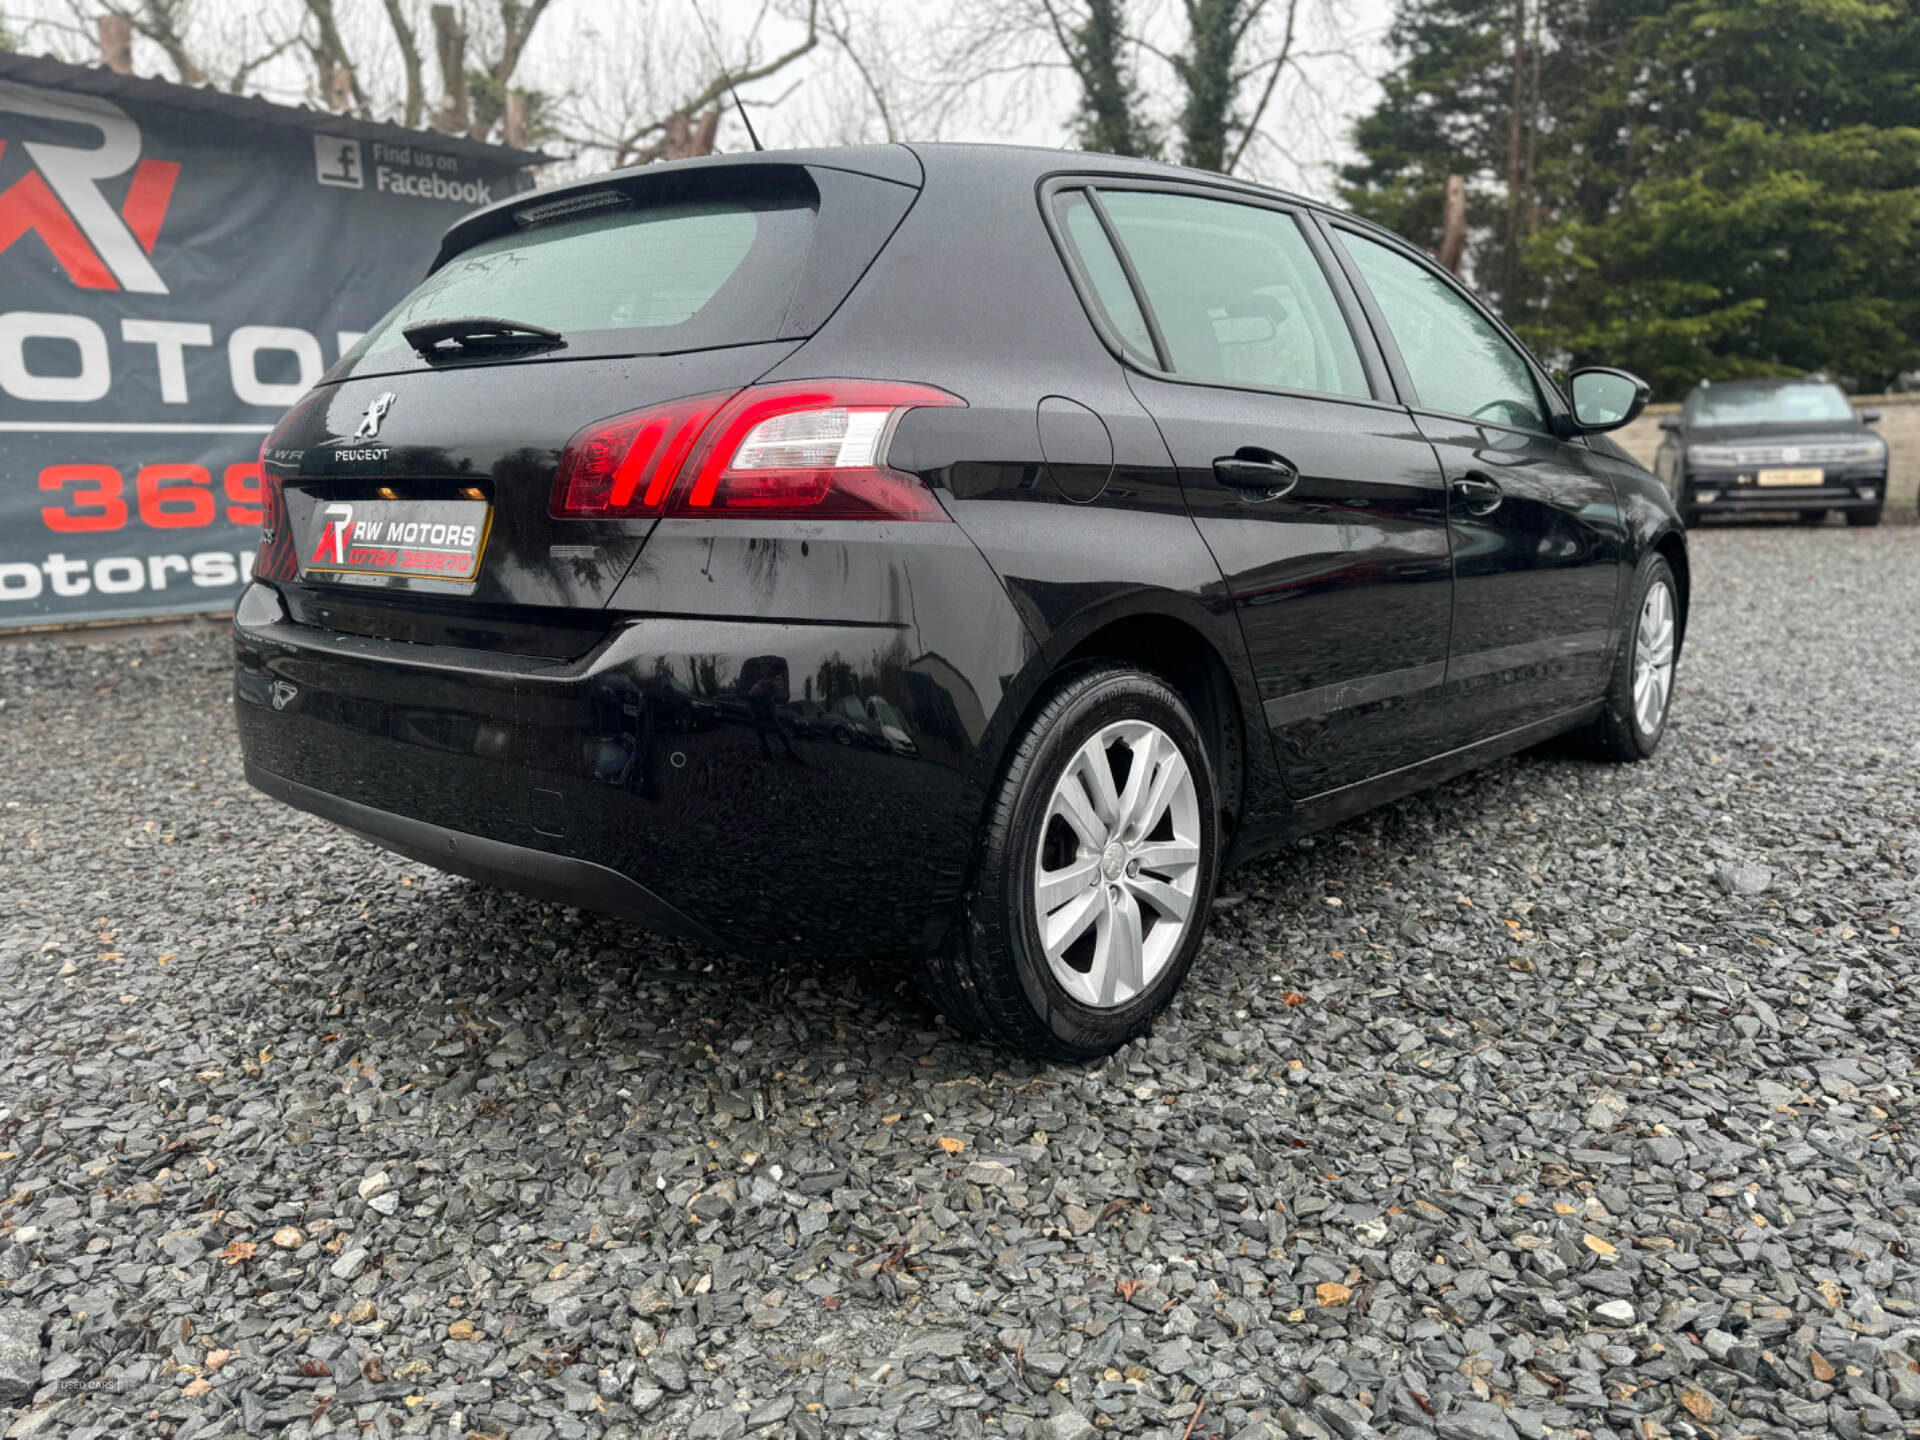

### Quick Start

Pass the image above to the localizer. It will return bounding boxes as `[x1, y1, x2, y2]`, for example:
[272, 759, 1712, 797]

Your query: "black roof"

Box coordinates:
[435, 139, 1364, 267]
[912, 140, 1326, 212]
[0, 52, 551, 169]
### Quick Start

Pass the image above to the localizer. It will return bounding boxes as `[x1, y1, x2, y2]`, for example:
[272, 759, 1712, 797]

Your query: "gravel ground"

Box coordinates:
[3, 523, 1917, 1440]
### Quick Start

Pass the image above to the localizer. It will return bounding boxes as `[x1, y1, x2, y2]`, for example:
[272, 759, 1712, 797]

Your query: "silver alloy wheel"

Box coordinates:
[1033, 719, 1202, 1009]
[1633, 579, 1676, 737]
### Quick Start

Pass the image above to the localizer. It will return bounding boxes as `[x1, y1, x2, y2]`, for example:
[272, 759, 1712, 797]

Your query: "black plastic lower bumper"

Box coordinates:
[1682, 473, 1885, 514]
[245, 761, 730, 949]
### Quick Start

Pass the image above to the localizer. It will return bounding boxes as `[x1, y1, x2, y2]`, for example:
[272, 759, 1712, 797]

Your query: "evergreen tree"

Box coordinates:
[1175, 0, 1250, 172]
[1070, 0, 1160, 157]
[1344, 0, 1920, 395]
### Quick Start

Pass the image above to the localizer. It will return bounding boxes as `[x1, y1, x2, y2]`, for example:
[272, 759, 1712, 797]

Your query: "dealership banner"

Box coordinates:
[0, 74, 534, 626]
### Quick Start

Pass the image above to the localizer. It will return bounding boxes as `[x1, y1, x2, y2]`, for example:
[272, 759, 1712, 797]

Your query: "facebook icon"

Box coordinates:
[313, 135, 364, 190]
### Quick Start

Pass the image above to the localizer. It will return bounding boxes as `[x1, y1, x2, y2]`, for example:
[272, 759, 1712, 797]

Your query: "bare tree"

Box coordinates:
[554, 0, 821, 168]
[92, 0, 206, 83]
[77, 0, 303, 91]
[433, 0, 551, 139]
[943, 0, 1362, 183]
[379, 0, 425, 128]
[428, 3, 469, 131]
[818, 0, 898, 142]
[1437, 171, 1467, 274]
[97, 13, 134, 70]
[303, 0, 368, 112]
[263, 0, 554, 143]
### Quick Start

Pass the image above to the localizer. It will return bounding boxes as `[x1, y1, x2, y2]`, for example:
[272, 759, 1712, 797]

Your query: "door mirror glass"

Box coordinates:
[1568, 367, 1649, 432]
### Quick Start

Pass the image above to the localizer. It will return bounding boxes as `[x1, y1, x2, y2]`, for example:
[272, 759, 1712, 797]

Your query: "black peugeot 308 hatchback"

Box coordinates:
[234, 143, 1688, 1059]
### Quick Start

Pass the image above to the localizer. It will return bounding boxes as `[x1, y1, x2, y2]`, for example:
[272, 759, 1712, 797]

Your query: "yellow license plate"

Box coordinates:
[1755, 467, 1824, 487]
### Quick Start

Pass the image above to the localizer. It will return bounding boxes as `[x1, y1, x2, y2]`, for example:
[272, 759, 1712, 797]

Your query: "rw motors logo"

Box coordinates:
[0, 81, 177, 293]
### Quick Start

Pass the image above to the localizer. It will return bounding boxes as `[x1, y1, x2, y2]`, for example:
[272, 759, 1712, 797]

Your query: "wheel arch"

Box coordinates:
[970, 592, 1257, 851]
[1651, 526, 1690, 646]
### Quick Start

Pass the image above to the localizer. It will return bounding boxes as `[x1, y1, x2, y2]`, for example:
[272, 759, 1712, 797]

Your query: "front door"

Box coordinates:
[1055, 185, 1456, 797]
[1326, 224, 1628, 737]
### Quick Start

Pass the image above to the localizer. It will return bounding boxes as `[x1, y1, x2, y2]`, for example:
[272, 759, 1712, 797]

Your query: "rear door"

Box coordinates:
[1051, 182, 1455, 797]
[1324, 223, 1628, 737]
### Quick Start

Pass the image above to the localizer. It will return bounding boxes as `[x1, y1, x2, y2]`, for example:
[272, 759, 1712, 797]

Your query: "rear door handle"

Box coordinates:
[1452, 474, 1503, 515]
[1213, 452, 1300, 500]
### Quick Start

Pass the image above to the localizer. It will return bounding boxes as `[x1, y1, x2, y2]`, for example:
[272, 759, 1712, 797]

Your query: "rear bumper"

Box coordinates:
[245, 761, 727, 948]
[233, 585, 985, 954]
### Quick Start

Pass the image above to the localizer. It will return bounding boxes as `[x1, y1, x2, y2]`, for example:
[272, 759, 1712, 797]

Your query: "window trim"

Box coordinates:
[1082, 188, 1176, 372]
[1037, 174, 1400, 411]
[1317, 214, 1575, 442]
[1046, 186, 1166, 370]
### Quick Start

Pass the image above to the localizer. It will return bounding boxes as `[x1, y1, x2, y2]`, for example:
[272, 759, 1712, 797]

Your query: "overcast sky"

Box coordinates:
[5, 0, 1396, 201]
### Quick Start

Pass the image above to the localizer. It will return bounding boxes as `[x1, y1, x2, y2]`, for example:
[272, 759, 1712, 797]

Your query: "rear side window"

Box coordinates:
[1052, 191, 1156, 362]
[348, 182, 819, 367]
[1064, 189, 1370, 400]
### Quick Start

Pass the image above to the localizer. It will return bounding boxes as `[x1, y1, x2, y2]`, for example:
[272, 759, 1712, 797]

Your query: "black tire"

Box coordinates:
[1797, 509, 1828, 525]
[926, 663, 1220, 1060]
[1847, 506, 1883, 528]
[1588, 554, 1679, 762]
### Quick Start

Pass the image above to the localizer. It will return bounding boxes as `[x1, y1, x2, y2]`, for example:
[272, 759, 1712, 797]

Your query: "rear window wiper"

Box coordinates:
[403, 315, 566, 357]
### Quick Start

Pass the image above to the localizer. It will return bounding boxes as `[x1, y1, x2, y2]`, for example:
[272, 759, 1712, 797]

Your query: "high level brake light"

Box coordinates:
[549, 380, 963, 521]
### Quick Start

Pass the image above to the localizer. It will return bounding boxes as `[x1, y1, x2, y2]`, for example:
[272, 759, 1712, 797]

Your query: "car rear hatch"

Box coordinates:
[256, 152, 922, 658]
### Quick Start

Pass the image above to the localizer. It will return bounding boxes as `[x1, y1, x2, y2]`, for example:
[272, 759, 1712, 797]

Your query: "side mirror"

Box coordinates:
[1658, 415, 1682, 432]
[1861, 409, 1881, 425]
[1567, 366, 1651, 433]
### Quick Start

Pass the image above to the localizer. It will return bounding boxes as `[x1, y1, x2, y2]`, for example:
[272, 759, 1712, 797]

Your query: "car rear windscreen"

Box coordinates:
[346, 179, 818, 370]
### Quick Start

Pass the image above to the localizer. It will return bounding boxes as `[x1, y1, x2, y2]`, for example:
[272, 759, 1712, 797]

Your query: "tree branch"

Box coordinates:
[668, 0, 821, 130]
[302, 0, 369, 114]
[229, 32, 301, 94]
[1226, 0, 1301, 173]
[821, 0, 898, 142]
[380, 0, 426, 129]
[491, 0, 554, 84]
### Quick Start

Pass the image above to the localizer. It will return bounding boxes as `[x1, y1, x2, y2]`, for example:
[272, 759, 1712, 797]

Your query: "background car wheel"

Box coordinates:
[926, 663, 1220, 1060]
[1847, 506, 1883, 528]
[1588, 555, 1679, 762]
[1797, 509, 1828, 525]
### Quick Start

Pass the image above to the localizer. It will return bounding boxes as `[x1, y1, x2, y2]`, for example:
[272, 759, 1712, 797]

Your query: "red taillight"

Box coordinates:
[254, 433, 297, 581]
[551, 391, 730, 518]
[549, 380, 964, 521]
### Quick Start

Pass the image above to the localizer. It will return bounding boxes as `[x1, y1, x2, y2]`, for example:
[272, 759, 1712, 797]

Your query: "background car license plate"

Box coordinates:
[299, 498, 491, 581]
[1755, 467, 1824, 487]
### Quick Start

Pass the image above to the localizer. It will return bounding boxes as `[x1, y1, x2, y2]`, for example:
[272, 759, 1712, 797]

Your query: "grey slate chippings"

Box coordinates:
[2, 523, 1918, 1440]
[0, 1308, 43, 1402]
